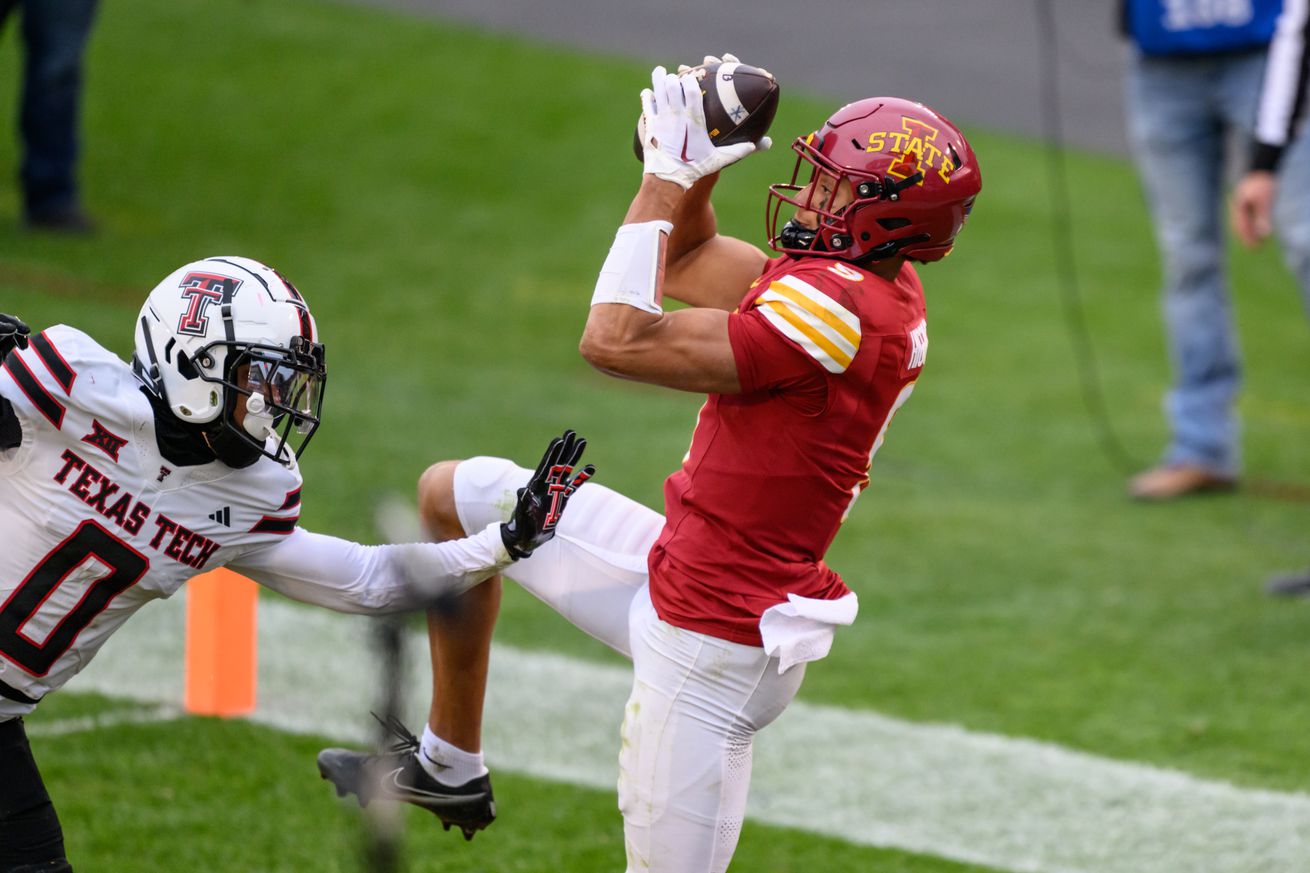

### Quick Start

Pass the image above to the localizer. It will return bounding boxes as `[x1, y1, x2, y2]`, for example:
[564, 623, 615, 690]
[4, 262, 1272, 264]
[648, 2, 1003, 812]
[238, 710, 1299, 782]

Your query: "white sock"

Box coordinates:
[419, 725, 488, 787]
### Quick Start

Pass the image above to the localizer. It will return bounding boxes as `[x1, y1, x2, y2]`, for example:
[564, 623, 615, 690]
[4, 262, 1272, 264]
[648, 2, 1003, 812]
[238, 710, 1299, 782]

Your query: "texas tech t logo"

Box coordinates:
[177, 273, 242, 337]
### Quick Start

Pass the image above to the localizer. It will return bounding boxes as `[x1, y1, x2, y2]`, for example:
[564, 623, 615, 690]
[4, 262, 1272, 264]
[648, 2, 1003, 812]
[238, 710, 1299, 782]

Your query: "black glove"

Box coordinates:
[0, 314, 30, 360]
[501, 430, 595, 560]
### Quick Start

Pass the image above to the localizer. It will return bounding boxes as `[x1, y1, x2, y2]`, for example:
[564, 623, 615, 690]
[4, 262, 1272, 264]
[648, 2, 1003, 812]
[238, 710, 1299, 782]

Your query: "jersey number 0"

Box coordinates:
[0, 520, 149, 676]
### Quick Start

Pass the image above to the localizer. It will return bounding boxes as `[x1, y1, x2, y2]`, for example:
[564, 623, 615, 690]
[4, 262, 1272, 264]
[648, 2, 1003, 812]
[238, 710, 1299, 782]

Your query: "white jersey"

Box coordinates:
[0, 326, 511, 716]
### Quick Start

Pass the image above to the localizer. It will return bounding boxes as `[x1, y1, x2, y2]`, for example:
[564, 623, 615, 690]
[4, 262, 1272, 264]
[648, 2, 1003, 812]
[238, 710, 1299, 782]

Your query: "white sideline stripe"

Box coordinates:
[75, 597, 1310, 873]
[27, 704, 182, 738]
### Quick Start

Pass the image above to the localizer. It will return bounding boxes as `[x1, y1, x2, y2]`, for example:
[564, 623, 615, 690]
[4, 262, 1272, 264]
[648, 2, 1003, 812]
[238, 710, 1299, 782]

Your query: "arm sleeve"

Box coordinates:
[0, 398, 19, 451]
[228, 523, 513, 614]
[1252, 0, 1310, 171]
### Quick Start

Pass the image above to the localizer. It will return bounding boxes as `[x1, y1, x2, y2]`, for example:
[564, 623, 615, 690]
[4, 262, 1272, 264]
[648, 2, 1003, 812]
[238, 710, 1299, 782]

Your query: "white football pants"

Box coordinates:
[454, 457, 806, 873]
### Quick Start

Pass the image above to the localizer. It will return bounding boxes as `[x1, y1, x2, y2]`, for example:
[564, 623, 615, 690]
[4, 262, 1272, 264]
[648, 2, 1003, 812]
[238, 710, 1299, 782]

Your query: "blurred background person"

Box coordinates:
[1122, 0, 1310, 500]
[1, 0, 99, 233]
[1231, 1, 1310, 277]
[1230, 1, 1310, 595]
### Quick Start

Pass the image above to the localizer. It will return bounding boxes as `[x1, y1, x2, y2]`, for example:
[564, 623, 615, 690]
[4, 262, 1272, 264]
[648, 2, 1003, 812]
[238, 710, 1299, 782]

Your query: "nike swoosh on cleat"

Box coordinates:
[384, 768, 486, 809]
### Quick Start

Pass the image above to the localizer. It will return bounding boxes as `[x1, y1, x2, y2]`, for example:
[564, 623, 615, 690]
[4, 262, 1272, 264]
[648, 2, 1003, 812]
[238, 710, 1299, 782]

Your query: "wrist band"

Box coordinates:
[590, 220, 673, 314]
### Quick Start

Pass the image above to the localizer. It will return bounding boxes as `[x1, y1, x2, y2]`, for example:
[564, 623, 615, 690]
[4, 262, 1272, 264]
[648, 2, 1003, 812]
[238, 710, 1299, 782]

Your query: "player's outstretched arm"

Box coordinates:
[584, 173, 746, 394]
[663, 174, 769, 312]
[229, 432, 594, 612]
[635, 57, 771, 309]
[582, 63, 772, 393]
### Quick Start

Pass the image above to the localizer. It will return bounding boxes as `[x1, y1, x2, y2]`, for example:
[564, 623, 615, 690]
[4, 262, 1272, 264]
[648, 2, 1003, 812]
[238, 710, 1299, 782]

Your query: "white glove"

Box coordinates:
[676, 52, 772, 79]
[638, 65, 764, 190]
[676, 53, 732, 75]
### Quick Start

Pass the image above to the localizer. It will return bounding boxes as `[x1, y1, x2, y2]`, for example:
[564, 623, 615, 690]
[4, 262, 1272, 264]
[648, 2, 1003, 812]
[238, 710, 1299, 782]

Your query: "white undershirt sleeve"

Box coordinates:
[228, 523, 512, 614]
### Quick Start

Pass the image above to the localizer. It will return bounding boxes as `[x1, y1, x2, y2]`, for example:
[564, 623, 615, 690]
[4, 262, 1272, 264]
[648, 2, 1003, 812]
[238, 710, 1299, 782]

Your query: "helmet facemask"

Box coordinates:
[202, 335, 326, 466]
[767, 137, 930, 263]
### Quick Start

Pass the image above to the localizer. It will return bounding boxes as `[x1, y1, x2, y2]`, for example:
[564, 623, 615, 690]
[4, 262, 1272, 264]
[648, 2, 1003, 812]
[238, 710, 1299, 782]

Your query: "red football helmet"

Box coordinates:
[766, 97, 981, 263]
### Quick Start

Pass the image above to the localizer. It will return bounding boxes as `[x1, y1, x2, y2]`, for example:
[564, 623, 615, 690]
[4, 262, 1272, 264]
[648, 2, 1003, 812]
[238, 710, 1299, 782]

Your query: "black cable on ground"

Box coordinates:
[1034, 0, 1143, 477]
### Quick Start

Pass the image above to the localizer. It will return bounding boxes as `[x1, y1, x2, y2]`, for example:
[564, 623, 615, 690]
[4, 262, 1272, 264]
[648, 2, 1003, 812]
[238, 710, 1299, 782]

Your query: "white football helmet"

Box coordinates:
[133, 256, 327, 466]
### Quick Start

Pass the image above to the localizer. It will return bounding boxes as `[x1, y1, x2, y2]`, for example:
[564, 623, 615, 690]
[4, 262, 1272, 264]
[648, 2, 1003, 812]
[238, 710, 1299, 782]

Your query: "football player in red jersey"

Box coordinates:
[0, 259, 591, 872]
[318, 59, 980, 869]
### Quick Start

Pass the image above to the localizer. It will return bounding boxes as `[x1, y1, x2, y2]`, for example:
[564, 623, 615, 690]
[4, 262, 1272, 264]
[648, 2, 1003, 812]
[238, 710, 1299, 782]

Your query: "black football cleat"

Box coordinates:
[317, 715, 496, 841]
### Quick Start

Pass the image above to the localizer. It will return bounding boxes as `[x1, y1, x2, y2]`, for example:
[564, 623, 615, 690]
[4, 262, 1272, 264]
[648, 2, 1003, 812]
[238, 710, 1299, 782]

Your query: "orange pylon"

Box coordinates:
[184, 568, 258, 717]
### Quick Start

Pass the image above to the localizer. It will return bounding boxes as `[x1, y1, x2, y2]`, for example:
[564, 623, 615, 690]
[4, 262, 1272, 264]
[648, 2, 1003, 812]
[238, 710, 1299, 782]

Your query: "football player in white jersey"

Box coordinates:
[0, 257, 592, 873]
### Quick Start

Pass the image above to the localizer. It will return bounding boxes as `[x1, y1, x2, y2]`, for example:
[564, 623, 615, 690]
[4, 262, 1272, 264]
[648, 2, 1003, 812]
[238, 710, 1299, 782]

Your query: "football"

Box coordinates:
[633, 60, 781, 160]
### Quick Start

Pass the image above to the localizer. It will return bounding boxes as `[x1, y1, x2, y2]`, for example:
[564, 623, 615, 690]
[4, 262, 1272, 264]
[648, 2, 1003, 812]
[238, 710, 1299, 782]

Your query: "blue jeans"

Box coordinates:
[1127, 49, 1310, 476]
[0, 0, 100, 218]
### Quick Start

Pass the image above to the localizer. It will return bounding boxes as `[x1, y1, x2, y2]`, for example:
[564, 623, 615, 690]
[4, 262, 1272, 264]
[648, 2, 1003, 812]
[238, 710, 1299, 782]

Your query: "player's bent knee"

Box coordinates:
[451, 456, 527, 534]
[418, 460, 464, 541]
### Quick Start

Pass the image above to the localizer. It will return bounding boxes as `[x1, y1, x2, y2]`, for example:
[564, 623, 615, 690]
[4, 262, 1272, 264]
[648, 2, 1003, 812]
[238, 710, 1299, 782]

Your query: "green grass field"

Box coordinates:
[3, 0, 1309, 870]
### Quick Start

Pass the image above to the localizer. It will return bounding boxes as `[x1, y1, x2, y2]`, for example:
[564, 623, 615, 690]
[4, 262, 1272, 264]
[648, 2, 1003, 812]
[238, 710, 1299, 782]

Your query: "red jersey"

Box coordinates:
[648, 255, 929, 645]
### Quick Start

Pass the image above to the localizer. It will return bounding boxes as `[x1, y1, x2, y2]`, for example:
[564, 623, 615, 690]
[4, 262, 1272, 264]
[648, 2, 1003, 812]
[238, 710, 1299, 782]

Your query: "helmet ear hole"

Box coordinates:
[877, 217, 912, 230]
[176, 351, 200, 380]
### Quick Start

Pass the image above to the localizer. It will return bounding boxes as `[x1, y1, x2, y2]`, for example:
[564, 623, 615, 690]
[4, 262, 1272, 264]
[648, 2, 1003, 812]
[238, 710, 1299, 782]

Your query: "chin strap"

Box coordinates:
[852, 234, 931, 264]
[782, 168, 932, 260]
[143, 387, 213, 467]
[779, 219, 820, 252]
[201, 424, 263, 469]
[780, 220, 930, 265]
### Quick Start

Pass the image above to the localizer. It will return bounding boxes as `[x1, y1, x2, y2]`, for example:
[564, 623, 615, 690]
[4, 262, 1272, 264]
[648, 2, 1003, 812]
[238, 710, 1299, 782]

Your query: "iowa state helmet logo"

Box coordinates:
[868, 117, 959, 185]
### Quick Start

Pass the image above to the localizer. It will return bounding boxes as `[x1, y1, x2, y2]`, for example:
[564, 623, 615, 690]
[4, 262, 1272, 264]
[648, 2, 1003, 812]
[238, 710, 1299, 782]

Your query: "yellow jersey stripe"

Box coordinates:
[770, 277, 861, 342]
[757, 289, 860, 362]
[765, 280, 864, 346]
[759, 300, 854, 372]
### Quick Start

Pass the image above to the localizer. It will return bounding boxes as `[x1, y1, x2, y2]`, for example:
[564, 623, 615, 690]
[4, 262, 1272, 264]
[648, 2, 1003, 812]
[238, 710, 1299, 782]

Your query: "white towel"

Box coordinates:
[759, 591, 859, 674]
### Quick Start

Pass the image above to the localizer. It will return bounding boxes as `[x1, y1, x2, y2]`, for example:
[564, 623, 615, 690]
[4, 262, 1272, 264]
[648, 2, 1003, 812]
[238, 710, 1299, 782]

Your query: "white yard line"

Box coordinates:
[27, 704, 183, 738]
[76, 596, 1310, 873]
